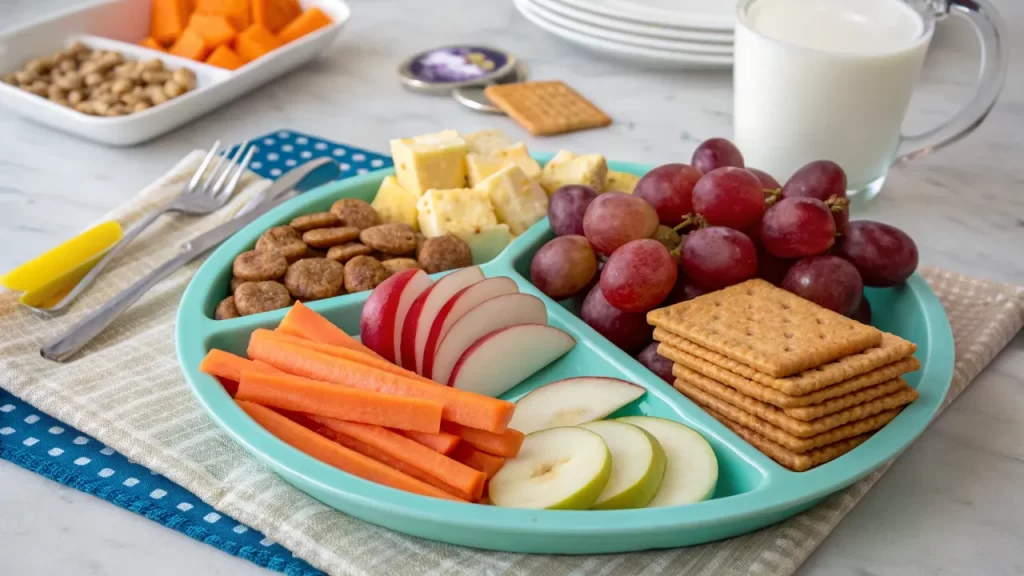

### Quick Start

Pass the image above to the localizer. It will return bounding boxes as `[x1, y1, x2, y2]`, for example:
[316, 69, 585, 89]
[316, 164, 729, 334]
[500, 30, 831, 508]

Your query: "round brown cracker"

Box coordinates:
[284, 258, 346, 301]
[234, 281, 292, 316]
[360, 223, 417, 255]
[214, 296, 240, 320]
[230, 277, 247, 293]
[302, 226, 361, 248]
[418, 234, 472, 274]
[255, 226, 307, 262]
[330, 198, 380, 230]
[232, 250, 288, 281]
[289, 212, 340, 232]
[326, 243, 373, 263]
[344, 255, 389, 293]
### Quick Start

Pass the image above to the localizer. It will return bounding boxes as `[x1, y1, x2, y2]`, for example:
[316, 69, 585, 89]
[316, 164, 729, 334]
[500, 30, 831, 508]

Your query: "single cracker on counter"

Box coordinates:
[706, 406, 872, 472]
[673, 364, 919, 438]
[484, 81, 612, 136]
[654, 328, 916, 396]
[676, 379, 905, 453]
[648, 279, 883, 377]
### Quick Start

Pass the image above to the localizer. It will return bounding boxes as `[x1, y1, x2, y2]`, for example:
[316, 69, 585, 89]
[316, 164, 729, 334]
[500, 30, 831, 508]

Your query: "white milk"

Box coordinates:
[734, 0, 932, 189]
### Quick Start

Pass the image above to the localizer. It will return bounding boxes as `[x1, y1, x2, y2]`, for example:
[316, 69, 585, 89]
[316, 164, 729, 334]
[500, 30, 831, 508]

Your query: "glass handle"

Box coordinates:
[894, 0, 1008, 164]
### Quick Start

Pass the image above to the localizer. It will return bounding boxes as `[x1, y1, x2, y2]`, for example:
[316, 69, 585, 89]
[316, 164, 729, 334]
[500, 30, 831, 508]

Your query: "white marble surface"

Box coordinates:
[2, 0, 1023, 574]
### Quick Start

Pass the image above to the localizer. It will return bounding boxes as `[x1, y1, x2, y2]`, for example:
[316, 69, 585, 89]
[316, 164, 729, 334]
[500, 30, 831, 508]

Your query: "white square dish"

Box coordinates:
[0, 0, 350, 146]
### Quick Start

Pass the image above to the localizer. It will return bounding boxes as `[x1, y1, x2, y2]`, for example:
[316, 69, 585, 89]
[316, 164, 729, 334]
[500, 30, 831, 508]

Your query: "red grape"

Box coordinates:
[851, 293, 872, 324]
[782, 160, 849, 229]
[531, 235, 598, 300]
[748, 168, 781, 190]
[692, 167, 766, 230]
[836, 221, 919, 286]
[633, 163, 702, 226]
[600, 239, 678, 313]
[662, 273, 707, 306]
[583, 191, 659, 256]
[580, 283, 653, 354]
[680, 227, 758, 290]
[781, 255, 863, 316]
[761, 197, 837, 258]
[548, 185, 598, 237]
[756, 242, 795, 286]
[691, 138, 744, 174]
[637, 342, 674, 384]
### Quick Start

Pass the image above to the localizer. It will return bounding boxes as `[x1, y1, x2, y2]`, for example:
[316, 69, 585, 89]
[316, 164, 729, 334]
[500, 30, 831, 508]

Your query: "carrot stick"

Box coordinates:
[450, 443, 505, 480]
[237, 401, 462, 501]
[216, 377, 239, 397]
[237, 370, 443, 433]
[251, 329, 436, 386]
[397, 430, 461, 455]
[310, 416, 486, 501]
[248, 338, 515, 433]
[442, 422, 525, 458]
[278, 302, 381, 358]
[200, 349, 283, 382]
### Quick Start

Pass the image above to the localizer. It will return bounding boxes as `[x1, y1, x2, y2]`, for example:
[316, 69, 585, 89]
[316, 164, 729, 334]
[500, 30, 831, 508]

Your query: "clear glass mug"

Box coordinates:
[733, 0, 1008, 200]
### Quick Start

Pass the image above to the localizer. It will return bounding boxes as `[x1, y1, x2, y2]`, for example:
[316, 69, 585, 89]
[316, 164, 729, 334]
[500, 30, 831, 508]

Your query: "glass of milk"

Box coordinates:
[733, 0, 1007, 200]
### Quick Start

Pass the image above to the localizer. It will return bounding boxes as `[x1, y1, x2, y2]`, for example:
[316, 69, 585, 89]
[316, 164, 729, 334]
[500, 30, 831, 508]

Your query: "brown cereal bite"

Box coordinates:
[344, 255, 389, 293]
[234, 281, 292, 316]
[360, 223, 418, 255]
[330, 198, 380, 230]
[301, 247, 328, 260]
[290, 212, 340, 232]
[414, 233, 427, 258]
[214, 296, 240, 320]
[382, 258, 421, 277]
[284, 258, 346, 301]
[326, 243, 373, 263]
[418, 234, 472, 274]
[256, 226, 308, 262]
[230, 277, 247, 293]
[233, 250, 288, 281]
[302, 226, 361, 248]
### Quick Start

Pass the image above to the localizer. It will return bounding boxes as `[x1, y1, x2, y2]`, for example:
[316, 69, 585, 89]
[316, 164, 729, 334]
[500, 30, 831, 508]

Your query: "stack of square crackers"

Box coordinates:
[648, 279, 920, 472]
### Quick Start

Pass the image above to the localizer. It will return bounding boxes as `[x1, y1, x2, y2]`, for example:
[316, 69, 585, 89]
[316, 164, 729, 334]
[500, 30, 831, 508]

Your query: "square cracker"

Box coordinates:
[673, 364, 918, 438]
[654, 328, 916, 396]
[648, 279, 883, 377]
[706, 406, 871, 472]
[484, 81, 612, 136]
[675, 378, 905, 453]
[783, 378, 913, 421]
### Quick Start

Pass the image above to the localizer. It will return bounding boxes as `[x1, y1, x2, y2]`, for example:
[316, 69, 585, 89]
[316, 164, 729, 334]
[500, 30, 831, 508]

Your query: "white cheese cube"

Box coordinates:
[475, 165, 549, 236]
[389, 130, 468, 196]
[371, 176, 419, 230]
[467, 153, 510, 187]
[604, 170, 641, 194]
[416, 188, 498, 238]
[539, 150, 608, 195]
[464, 129, 514, 156]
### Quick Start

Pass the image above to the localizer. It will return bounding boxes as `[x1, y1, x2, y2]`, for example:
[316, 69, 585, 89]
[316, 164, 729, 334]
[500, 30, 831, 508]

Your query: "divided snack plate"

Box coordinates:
[0, 0, 350, 146]
[176, 156, 955, 554]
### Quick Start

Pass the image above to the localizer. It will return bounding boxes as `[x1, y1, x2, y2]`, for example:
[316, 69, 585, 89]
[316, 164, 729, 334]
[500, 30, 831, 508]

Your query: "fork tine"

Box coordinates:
[218, 146, 256, 203]
[202, 149, 229, 196]
[212, 140, 249, 196]
[188, 140, 221, 193]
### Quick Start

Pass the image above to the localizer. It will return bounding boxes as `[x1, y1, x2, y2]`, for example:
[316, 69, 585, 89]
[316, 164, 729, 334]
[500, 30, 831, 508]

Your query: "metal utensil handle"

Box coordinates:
[895, 0, 1008, 164]
[39, 249, 192, 362]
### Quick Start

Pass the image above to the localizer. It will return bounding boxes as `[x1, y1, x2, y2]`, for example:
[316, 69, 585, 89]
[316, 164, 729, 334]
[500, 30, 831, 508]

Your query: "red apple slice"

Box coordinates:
[430, 293, 547, 384]
[420, 277, 519, 380]
[449, 324, 576, 397]
[359, 269, 431, 362]
[400, 266, 484, 373]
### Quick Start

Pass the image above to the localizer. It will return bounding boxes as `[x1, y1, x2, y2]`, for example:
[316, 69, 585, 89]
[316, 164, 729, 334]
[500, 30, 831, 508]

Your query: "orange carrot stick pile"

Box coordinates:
[442, 422, 525, 458]
[277, 301, 381, 358]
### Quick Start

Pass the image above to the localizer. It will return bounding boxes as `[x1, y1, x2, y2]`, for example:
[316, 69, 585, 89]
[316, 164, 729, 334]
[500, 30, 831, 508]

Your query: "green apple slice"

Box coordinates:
[509, 377, 645, 434]
[488, 427, 611, 510]
[618, 416, 718, 506]
[580, 421, 666, 510]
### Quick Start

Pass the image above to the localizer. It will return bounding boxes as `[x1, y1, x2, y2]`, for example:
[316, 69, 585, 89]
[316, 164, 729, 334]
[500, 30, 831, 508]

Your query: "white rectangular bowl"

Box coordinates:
[0, 0, 350, 146]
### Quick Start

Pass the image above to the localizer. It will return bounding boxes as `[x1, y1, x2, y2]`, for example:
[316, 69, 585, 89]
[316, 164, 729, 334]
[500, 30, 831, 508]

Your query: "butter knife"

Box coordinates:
[41, 157, 337, 362]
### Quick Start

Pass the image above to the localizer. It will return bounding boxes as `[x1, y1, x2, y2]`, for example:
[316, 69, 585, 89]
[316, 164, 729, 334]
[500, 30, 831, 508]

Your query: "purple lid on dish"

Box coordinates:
[399, 45, 518, 93]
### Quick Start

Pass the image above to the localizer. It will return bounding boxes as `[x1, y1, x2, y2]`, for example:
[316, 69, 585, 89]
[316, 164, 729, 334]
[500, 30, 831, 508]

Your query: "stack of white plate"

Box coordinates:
[514, 0, 735, 68]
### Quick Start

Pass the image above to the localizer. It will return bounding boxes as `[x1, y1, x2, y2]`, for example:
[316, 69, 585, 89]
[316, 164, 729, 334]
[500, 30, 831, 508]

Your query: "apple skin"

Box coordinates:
[359, 269, 420, 362]
[448, 323, 575, 396]
[581, 421, 666, 510]
[399, 266, 484, 374]
[617, 416, 719, 506]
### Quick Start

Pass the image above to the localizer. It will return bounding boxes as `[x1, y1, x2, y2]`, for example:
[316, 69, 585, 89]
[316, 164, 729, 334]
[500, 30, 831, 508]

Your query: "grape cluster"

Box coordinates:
[529, 138, 919, 377]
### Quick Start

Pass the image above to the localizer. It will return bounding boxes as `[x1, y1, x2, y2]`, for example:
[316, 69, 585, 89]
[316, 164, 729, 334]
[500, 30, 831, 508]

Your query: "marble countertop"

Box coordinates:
[2, 0, 1023, 574]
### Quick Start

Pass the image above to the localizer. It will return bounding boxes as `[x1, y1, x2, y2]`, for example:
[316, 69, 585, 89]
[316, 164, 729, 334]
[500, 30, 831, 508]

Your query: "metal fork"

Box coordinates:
[30, 141, 256, 317]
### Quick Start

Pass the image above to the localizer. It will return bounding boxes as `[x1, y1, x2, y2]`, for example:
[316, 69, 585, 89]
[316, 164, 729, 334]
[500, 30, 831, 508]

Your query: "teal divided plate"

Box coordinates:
[176, 157, 955, 554]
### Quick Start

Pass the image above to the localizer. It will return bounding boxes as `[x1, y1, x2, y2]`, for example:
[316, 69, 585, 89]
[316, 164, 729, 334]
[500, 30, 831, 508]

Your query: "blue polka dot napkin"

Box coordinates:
[0, 130, 391, 576]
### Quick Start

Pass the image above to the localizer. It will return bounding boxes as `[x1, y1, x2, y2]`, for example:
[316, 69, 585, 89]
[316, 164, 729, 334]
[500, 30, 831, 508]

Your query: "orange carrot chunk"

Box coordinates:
[248, 338, 515, 433]
[169, 27, 213, 61]
[277, 7, 332, 44]
[450, 443, 505, 480]
[150, 0, 193, 45]
[311, 416, 486, 501]
[237, 401, 462, 501]
[140, 36, 166, 51]
[442, 422, 525, 458]
[237, 370, 443, 433]
[205, 44, 247, 69]
[397, 429, 461, 455]
[187, 13, 238, 48]
[253, 0, 301, 33]
[199, 349, 283, 382]
[235, 23, 282, 62]
[195, 0, 251, 31]
[278, 302, 381, 359]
